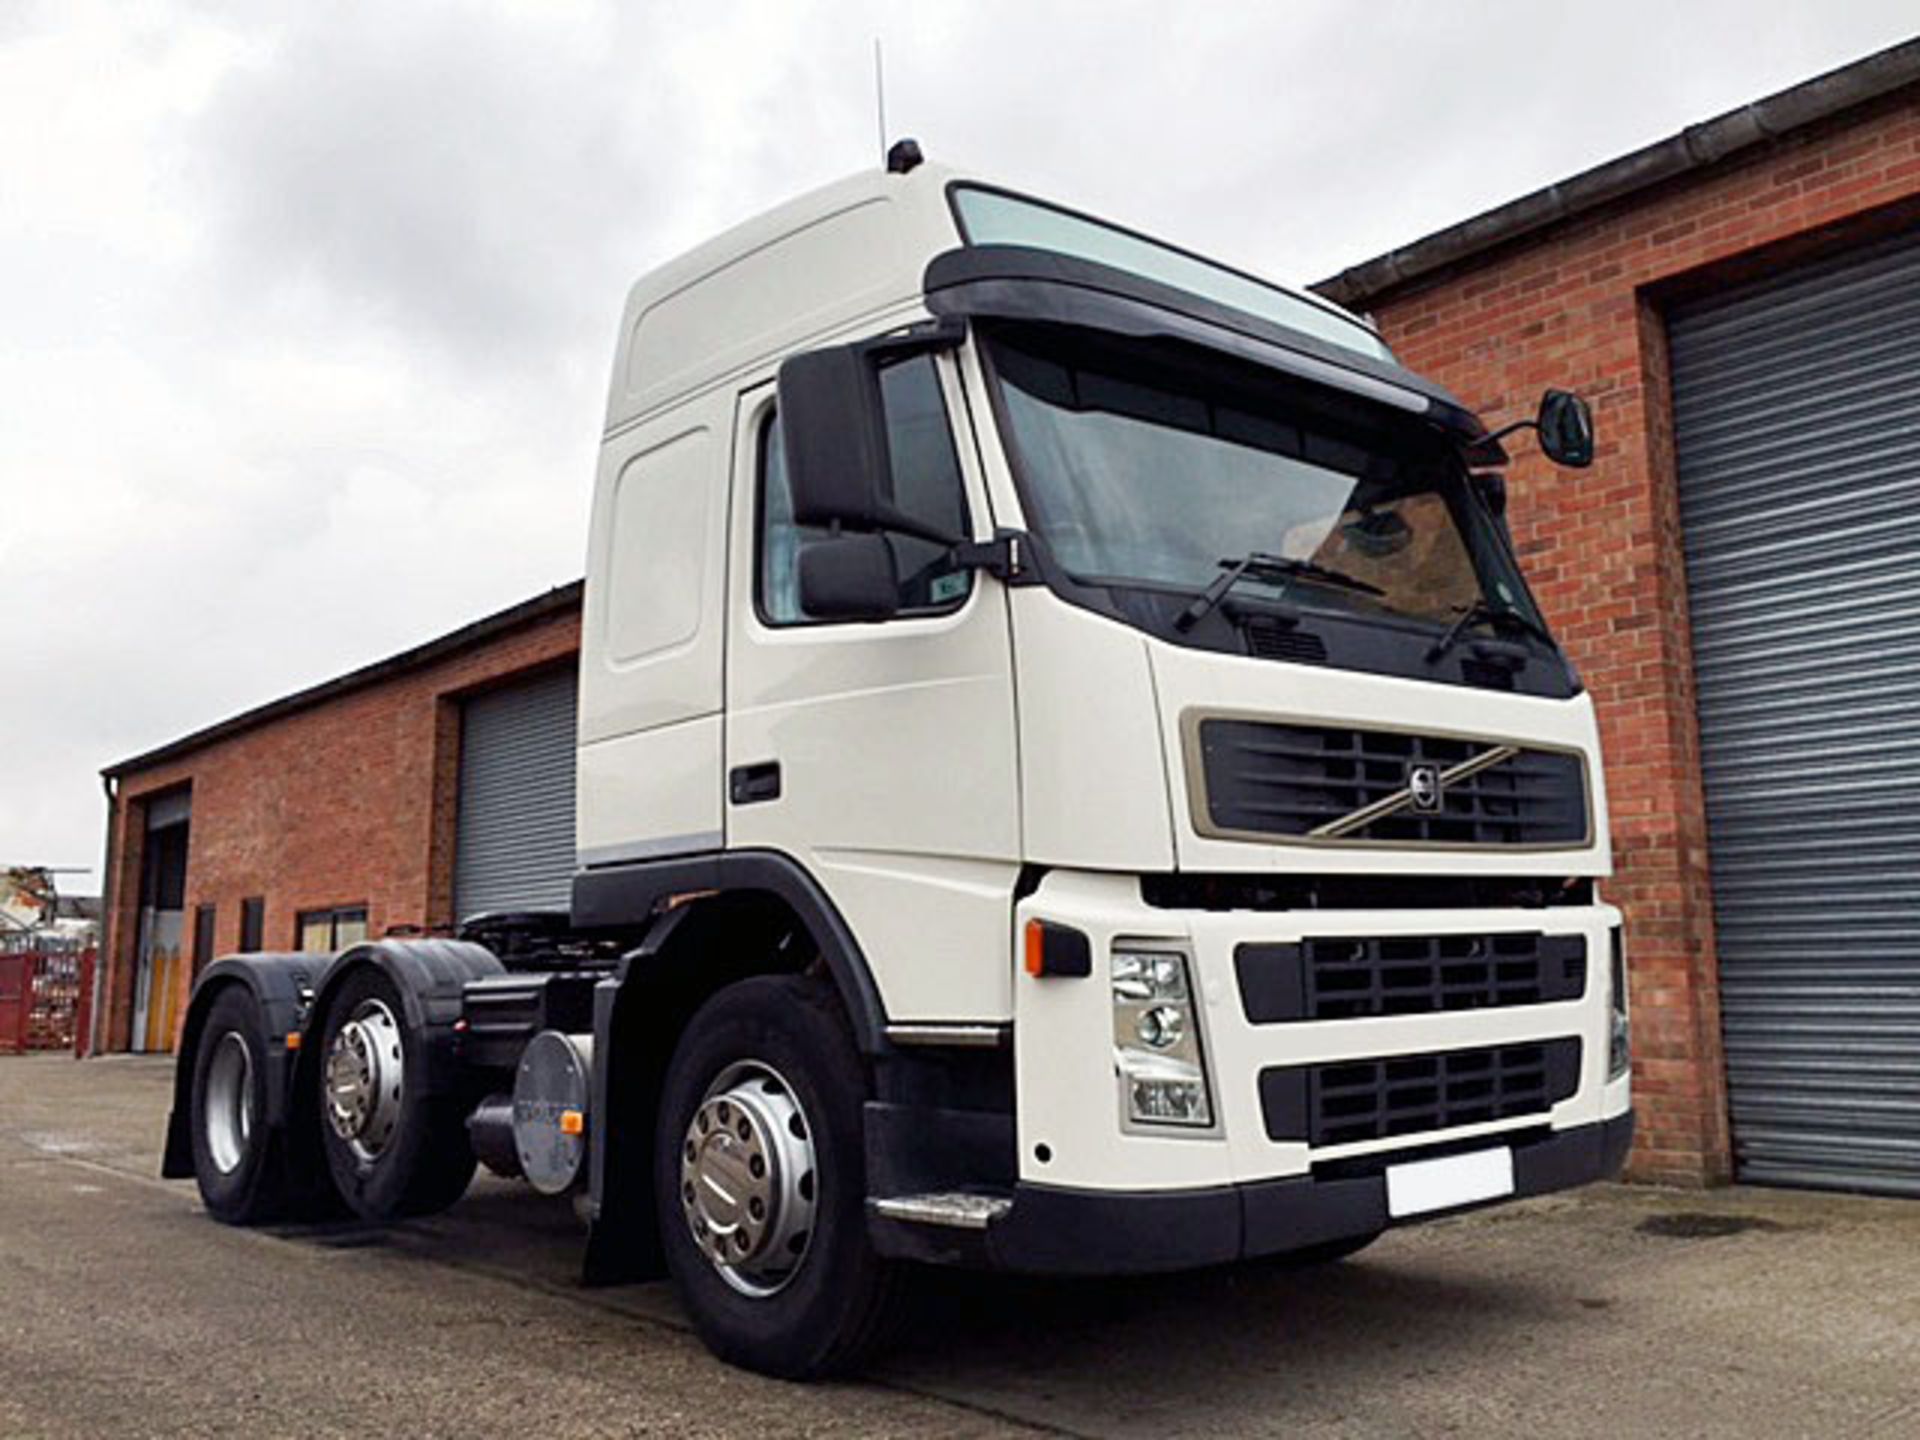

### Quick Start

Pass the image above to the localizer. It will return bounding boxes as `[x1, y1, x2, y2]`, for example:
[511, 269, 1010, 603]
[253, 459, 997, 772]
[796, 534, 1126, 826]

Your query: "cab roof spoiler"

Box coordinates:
[923, 245, 1497, 453]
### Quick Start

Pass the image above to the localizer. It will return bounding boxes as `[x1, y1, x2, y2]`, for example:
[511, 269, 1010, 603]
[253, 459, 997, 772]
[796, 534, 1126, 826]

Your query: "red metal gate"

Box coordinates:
[0, 945, 91, 1054]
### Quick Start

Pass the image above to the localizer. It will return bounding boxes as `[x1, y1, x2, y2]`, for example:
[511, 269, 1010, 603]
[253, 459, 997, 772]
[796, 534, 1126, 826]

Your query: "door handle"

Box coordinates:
[729, 762, 782, 805]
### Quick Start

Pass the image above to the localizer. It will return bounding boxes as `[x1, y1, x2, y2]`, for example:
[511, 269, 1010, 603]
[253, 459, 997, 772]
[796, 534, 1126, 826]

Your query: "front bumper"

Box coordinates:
[1012, 870, 1627, 1194]
[981, 1110, 1632, 1275]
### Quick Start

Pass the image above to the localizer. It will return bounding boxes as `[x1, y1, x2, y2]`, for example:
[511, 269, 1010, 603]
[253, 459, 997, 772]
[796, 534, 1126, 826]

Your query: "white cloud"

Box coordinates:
[4, 0, 1916, 884]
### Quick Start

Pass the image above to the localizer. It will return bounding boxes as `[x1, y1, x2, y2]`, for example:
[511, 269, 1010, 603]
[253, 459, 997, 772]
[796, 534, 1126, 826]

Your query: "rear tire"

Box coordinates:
[316, 967, 475, 1221]
[655, 974, 902, 1378]
[189, 986, 286, 1224]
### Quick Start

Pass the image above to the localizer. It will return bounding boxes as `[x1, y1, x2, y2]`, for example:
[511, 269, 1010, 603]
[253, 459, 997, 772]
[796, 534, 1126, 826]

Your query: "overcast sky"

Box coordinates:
[4, 1, 1915, 889]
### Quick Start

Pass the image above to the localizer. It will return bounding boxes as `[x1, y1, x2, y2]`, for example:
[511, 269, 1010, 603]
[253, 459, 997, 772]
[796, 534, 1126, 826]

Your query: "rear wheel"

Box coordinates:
[655, 975, 902, 1378]
[189, 986, 285, 1224]
[317, 967, 475, 1221]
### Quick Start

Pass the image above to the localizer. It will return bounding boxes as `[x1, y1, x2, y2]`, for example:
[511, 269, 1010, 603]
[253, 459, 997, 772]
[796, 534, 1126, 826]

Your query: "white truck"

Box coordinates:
[163, 145, 1632, 1378]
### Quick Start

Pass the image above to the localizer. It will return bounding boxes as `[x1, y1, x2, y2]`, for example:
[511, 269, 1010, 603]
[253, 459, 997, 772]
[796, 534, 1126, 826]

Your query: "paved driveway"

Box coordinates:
[4, 1054, 1919, 1437]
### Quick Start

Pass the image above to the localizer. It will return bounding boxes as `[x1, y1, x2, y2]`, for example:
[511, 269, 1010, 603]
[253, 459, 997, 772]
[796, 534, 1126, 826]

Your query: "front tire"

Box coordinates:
[316, 967, 475, 1221]
[1273, 1230, 1382, 1267]
[189, 986, 286, 1224]
[655, 975, 901, 1378]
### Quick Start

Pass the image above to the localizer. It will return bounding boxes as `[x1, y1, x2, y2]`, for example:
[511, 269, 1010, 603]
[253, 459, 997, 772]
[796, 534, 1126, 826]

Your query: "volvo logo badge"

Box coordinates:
[1408, 763, 1443, 813]
[1307, 744, 1519, 839]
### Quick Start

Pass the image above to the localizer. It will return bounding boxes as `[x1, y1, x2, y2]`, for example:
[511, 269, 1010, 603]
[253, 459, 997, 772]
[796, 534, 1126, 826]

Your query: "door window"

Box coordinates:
[758, 354, 974, 625]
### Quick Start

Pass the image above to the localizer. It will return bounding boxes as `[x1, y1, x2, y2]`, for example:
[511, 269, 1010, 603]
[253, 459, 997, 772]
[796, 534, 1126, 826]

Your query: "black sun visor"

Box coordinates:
[922, 245, 1495, 451]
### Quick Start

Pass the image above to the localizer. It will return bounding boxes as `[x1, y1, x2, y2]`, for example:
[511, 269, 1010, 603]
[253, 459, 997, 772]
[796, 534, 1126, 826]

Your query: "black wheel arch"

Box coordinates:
[572, 848, 891, 1053]
[167, 940, 503, 1185]
[294, 938, 506, 1104]
[162, 953, 325, 1179]
[574, 850, 898, 1285]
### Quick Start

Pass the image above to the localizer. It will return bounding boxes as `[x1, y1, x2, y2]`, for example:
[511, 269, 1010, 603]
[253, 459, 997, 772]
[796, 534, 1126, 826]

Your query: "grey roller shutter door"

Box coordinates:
[455, 666, 578, 921]
[1670, 230, 1920, 1196]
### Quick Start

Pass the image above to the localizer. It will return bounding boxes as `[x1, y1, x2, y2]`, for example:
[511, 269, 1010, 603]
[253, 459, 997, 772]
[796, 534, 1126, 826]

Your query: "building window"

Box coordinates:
[756, 353, 974, 626]
[239, 897, 265, 953]
[192, 903, 216, 975]
[296, 906, 368, 954]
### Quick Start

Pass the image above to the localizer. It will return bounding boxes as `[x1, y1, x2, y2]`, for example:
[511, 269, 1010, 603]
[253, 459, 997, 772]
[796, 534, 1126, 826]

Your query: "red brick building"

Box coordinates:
[1316, 40, 1920, 1191]
[98, 585, 581, 1055]
[98, 41, 1920, 1202]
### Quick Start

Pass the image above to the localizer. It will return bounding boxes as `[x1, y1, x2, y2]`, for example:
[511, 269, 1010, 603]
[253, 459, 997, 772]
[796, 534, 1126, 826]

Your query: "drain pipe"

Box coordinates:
[90, 774, 117, 1059]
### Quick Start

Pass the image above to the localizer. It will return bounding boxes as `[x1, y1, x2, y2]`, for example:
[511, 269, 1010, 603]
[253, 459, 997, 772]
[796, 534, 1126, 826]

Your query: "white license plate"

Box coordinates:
[1385, 1146, 1515, 1218]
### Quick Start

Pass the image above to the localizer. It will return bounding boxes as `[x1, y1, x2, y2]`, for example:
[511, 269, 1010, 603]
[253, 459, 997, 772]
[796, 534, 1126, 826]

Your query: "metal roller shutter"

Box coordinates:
[1670, 231, 1920, 1196]
[455, 666, 579, 921]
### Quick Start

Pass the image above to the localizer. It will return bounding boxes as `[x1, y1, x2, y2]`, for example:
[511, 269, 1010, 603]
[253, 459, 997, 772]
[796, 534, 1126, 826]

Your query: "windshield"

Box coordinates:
[985, 326, 1543, 632]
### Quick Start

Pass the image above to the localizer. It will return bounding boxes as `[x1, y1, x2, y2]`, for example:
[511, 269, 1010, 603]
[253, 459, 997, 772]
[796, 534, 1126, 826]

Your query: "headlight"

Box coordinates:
[1608, 927, 1631, 1080]
[1113, 950, 1213, 1127]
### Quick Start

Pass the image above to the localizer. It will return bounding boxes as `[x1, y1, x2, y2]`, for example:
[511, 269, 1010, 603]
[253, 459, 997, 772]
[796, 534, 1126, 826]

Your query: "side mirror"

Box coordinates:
[797, 533, 899, 621]
[777, 347, 895, 532]
[1537, 389, 1594, 469]
[775, 323, 966, 541]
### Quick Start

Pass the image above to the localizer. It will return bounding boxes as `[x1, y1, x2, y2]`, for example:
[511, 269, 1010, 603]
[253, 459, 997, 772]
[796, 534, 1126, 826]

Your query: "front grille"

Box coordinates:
[1260, 1038, 1582, 1147]
[1193, 719, 1587, 847]
[1236, 933, 1587, 1022]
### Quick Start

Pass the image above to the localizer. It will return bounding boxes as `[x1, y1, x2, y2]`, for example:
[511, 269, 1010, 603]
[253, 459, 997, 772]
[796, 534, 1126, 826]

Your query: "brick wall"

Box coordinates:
[1349, 92, 1920, 1184]
[101, 606, 581, 1053]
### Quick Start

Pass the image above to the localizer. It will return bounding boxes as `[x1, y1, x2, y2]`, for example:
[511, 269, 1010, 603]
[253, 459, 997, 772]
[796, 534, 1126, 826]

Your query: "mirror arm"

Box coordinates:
[1470, 417, 1535, 456]
[857, 315, 968, 362]
[1469, 389, 1593, 468]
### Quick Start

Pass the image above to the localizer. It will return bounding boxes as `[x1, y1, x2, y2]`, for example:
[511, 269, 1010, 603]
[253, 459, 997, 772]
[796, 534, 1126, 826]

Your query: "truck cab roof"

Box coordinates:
[606, 161, 1387, 436]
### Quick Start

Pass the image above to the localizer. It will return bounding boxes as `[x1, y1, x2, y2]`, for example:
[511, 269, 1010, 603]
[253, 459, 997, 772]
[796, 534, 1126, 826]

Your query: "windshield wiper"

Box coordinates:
[1425, 598, 1557, 662]
[1175, 552, 1384, 632]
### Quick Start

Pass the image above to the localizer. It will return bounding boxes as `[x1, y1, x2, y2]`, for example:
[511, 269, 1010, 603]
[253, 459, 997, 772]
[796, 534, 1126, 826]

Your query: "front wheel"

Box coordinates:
[1272, 1230, 1382, 1268]
[655, 975, 902, 1378]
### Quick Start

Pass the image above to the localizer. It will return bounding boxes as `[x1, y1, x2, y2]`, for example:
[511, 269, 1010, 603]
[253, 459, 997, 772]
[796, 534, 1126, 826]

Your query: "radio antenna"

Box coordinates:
[873, 38, 887, 163]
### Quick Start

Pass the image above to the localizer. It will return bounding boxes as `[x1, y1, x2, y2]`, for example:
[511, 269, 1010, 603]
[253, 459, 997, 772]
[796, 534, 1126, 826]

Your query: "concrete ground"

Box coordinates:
[3, 1056, 1919, 1438]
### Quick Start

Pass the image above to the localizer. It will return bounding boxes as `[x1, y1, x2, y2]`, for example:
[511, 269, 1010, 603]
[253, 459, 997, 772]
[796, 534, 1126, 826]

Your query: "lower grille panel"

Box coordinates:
[1237, 932, 1587, 1022]
[1259, 1038, 1582, 1147]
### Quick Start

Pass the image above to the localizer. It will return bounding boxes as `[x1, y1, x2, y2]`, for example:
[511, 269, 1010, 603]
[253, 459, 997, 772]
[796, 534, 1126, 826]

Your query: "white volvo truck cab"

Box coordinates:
[165, 147, 1632, 1378]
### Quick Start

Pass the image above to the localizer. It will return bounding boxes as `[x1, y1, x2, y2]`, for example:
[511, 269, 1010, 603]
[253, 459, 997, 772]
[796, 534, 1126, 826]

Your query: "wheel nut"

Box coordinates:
[748, 1154, 765, 1179]
[748, 1197, 765, 1221]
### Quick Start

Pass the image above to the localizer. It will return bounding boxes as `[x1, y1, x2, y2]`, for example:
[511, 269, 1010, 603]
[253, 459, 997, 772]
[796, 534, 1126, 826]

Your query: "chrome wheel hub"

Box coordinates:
[324, 998, 404, 1163]
[679, 1061, 817, 1297]
[204, 1031, 254, 1175]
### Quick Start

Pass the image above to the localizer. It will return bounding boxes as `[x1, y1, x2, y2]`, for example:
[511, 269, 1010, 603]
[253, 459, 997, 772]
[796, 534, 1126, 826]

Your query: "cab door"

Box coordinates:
[723, 351, 1020, 1023]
